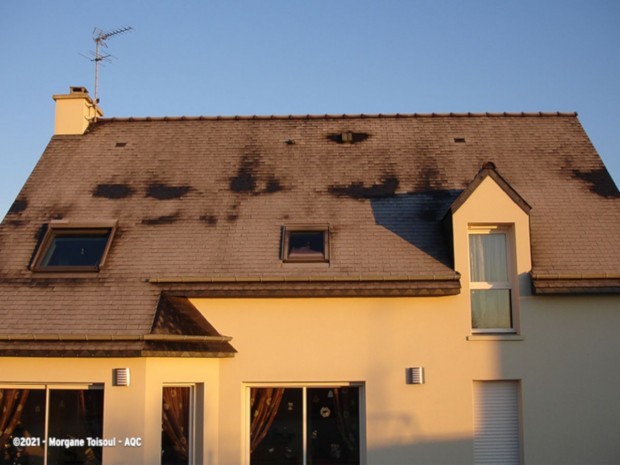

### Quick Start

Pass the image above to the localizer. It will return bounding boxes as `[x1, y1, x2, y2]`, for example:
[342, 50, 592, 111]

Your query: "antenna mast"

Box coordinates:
[91, 26, 133, 103]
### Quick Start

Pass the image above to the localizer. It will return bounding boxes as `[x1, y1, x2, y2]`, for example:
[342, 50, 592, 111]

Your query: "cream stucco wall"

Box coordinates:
[192, 292, 620, 465]
[52, 89, 103, 135]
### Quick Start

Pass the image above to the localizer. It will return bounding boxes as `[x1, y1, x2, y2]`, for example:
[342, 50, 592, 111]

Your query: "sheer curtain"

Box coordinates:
[469, 233, 512, 329]
[469, 233, 508, 283]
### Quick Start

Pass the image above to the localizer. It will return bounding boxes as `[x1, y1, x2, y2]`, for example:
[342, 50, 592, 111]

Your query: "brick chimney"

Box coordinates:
[52, 86, 103, 135]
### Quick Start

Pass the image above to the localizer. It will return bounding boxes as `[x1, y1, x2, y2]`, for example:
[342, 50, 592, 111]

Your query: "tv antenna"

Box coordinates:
[88, 26, 133, 103]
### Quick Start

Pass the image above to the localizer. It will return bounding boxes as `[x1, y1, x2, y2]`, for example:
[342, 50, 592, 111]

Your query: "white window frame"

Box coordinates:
[468, 225, 519, 334]
[243, 382, 366, 465]
[162, 383, 196, 465]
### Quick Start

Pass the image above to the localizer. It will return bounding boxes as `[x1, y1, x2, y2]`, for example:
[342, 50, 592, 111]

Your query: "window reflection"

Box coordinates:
[250, 387, 360, 465]
[0, 387, 103, 465]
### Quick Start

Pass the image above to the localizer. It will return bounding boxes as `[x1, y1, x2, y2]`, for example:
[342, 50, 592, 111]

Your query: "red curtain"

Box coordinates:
[162, 387, 190, 462]
[0, 389, 30, 450]
[250, 388, 285, 453]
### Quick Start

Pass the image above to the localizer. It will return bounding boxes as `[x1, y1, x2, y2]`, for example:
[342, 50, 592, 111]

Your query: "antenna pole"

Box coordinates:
[91, 26, 133, 103]
[94, 36, 101, 103]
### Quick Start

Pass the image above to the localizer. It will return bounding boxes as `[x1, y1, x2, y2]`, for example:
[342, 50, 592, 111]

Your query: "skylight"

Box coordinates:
[282, 226, 330, 263]
[32, 222, 117, 272]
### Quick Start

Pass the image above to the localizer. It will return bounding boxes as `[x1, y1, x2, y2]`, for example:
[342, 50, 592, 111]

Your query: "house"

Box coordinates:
[0, 86, 619, 465]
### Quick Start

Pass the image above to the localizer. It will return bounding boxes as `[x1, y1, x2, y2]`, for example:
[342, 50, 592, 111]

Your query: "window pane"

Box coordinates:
[47, 389, 104, 465]
[0, 389, 45, 465]
[471, 290, 512, 329]
[41, 233, 109, 267]
[307, 387, 360, 465]
[162, 386, 191, 465]
[469, 234, 508, 282]
[288, 232, 325, 259]
[250, 388, 303, 465]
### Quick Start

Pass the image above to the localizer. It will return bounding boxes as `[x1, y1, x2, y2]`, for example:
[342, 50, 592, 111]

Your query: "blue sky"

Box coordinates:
[1, 1, 619, 218]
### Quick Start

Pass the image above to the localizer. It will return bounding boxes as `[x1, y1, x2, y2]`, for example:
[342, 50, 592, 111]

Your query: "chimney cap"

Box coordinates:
[70, 86, 89, 94]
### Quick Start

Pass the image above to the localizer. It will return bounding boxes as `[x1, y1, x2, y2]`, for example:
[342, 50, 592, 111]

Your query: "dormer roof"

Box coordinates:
[447, 162, 531, 217]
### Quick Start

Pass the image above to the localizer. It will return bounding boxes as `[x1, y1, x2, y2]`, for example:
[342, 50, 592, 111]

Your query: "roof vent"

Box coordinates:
[70, 86, 88, 94]
[327, 132, 370, 144]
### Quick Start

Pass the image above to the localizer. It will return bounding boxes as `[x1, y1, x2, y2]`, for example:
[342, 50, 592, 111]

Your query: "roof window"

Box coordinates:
[282, 226, 330, 262]
[32, 221, 117, 272]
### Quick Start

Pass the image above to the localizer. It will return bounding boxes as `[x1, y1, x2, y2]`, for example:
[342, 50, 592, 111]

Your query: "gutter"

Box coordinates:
[148, 274, 460, 284]
[530, 273, 620, 280]
[0, 334, 232, 343]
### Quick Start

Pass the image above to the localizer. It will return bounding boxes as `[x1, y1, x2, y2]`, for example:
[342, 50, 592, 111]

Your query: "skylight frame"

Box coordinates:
[281, 225, 330, 263]
[31, 220, 118, 273]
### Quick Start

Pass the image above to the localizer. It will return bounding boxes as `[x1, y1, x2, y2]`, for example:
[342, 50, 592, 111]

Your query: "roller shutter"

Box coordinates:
[473, 381, 522, 465]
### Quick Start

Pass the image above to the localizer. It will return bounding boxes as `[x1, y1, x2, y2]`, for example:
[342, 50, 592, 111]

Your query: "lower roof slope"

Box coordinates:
[0, 112, 618, 354]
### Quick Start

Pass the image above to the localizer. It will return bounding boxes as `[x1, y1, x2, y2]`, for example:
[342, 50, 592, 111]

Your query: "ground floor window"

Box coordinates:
[0, 385, 104, 465]
[249, 385, 361, 465]
[162, 385, 194, 465]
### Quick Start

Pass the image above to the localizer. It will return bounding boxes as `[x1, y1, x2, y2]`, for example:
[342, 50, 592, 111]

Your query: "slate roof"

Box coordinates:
[0, 112, 619, 355]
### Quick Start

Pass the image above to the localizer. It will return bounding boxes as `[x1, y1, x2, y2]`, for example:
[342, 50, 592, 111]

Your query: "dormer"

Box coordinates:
[445, 163, 532, 335]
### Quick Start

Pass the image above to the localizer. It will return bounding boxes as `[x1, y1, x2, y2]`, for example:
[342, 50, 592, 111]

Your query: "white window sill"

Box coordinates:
[467, 334, 524, 341]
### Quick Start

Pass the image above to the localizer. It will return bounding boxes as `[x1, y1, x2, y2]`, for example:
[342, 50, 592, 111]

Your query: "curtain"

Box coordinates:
[333, 388, 358, 454]
[471, 290, 512, 328]
[0, 389, 29, 450]
[162, 387, 190, 462]
[469, 234, 508, 282]
[250, 388, 284, 453]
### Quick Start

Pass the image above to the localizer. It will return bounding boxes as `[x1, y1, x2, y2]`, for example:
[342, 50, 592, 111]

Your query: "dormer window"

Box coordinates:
[468, 226, 516, 333]
[282, 226, 329, 262]
[32, 221, 117, 272]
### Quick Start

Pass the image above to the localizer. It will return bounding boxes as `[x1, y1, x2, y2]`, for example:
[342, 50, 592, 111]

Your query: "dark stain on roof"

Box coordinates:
[200, 214, 218, 226]
[147, 183, 192, 200]
[328, 175, 399, 199]
[264, 177, 284, 193]
[8, 198, 28, 214]
[230, 154, 259, 193]
[327, 132, 370, 144]
[226, 213, 239, 222]
[142, 213, 180, 225]
[417, 166, 444, 191]
[229, 154, 285, 195]
[6, 220, 26, 227]
[93, 183, 135, 199]
[572, 168, 620, 198]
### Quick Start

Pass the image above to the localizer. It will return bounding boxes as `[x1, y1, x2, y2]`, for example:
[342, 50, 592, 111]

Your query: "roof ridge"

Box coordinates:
[98, 111, 578, 123]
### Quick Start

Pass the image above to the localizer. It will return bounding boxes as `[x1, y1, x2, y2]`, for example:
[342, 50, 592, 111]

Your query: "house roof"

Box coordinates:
[0, 112, 618, 355]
